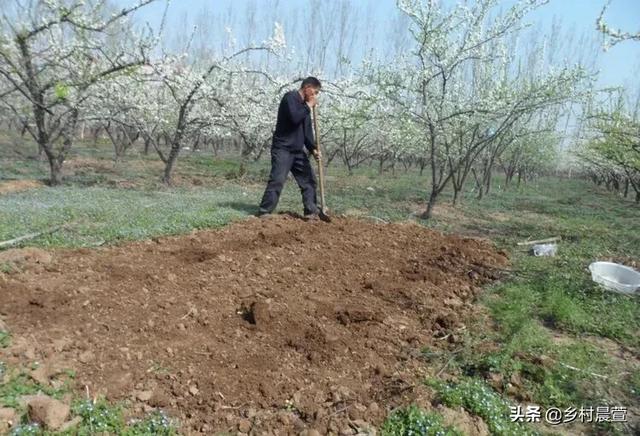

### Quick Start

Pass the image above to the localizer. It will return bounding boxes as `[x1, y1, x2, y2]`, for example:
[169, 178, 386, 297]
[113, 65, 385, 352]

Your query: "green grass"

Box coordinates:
[65, 399, 176, 436]
[0, 369, 178, 436]
[0, 370, 70, 409]
[8, 400, 178, 435]
[427, 378, 539, 436]
[454, 180, 638, 326]
[0, 330, 10, 348]
[0, 186, 257, 248]
[380, 405, 462, 436]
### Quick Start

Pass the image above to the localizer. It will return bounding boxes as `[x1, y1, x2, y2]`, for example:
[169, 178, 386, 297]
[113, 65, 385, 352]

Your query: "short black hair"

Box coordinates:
[301, 76, 321, 89]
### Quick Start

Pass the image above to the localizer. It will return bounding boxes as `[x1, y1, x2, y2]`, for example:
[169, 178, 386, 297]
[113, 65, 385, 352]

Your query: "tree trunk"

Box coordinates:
[46, 153, 63, 186]
[212, 139, 220, 157]
[504, 166, 515, 187]
[253, 144, 266, 161]
[162, 144, 180, 184]
[92, 126, 101, 145]
[144, 136, 151, 155]
[471, 168, 484, 200]
[485, 165, 493, 195]
[341, 140, 353, 175]
[624, 179, 629, 198]
[41, 110, 77, 185]
[421, 190, 438, 219]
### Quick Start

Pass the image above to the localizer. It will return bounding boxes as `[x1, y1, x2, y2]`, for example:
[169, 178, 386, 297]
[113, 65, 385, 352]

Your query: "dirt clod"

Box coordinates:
[238, 419, 252, 433]
[0, 408, 18, 432]
[0, 216, 508, 432]
[136, 390, 153, 402]
[59, 416, 82, 432]
[438, 405, 489, 436]
[0, 248, 52, 272]
[29, 365, 51, 385]
[241, 300, 272, 328]
[78, 350, 94, 364]
[26, 395, 70, 430]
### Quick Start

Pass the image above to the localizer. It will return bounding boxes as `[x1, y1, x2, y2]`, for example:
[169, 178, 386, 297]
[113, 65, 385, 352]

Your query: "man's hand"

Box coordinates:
[312, 149, 321, 161]
[303, 86, 319, 108]
[306, 93, 317, 108]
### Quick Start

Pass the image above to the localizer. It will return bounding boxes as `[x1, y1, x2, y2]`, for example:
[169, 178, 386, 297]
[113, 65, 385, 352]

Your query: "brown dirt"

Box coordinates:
[426, 204, 472, 225]
[0, 180, 44, 195]
[0, 248, 53, 268]
[64, 157, 118, 175]
[601, 255, 640, 271]
[0, 216, 508, 434]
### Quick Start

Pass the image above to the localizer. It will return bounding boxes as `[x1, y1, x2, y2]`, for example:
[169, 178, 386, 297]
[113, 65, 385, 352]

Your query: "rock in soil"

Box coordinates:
[238, 419, 252, 433]
[136, 390, 153, 402]
[0, 408, 18, 432]
[438, 405, 489, 436]
[26, 395, 70, 430]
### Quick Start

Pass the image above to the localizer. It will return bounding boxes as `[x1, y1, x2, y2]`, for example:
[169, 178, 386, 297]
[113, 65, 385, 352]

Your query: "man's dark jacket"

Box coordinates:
[272, 90, 316, 153]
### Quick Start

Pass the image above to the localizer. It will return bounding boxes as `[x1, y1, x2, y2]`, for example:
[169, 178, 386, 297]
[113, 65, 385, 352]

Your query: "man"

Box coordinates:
[257, 76, 322, 220]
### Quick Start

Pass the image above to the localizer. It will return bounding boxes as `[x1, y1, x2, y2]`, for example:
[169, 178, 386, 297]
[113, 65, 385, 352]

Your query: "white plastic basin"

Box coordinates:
[589, 262, 640, 295]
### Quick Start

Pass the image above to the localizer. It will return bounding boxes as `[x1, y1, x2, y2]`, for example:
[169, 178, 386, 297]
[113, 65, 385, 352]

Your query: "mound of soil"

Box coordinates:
[0, 216, 508, 434]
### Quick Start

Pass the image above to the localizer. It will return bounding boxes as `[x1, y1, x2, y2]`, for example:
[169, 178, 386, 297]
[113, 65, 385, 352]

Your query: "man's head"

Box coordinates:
[300, 76, 321, 101]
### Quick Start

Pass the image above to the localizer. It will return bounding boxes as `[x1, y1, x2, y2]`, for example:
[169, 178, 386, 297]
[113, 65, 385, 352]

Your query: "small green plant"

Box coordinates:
[73, 399, 125, 434]
[70, 399, 178, 435]
[0, 330, 10, 348]
[427, 378, 539, 436]
[125, 410, 177, 436]
[381, 405, 462, 436]
[0, 372, 66, 409]
[148, 361, 170, 375]
[283, 398, 298, 413]
[419, 346, 441, 362]
[9, 423, 41, 436]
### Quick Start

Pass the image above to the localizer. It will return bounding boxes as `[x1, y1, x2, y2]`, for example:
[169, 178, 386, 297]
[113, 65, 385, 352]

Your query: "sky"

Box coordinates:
[116, 0, 640, 90]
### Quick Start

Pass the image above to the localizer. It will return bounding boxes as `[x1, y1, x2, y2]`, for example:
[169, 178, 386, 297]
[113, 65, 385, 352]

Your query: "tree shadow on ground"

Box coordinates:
[217, 201, 260, 215]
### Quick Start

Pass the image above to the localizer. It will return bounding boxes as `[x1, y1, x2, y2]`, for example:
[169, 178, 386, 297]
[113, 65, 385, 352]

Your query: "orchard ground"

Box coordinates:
[0, 135, 639, 435]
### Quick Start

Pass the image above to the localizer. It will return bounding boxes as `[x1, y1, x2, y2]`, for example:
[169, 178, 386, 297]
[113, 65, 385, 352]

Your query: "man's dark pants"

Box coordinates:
[259, 147, 318, 215]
